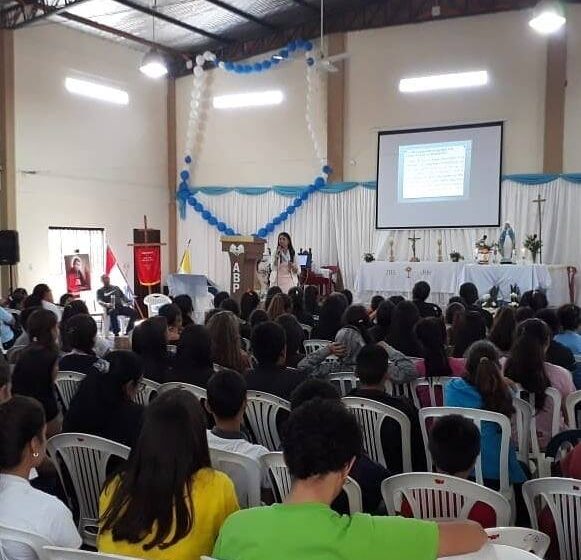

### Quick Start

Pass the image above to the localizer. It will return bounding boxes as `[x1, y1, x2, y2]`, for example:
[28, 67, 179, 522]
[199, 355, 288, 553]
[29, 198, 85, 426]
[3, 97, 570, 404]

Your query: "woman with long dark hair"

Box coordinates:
[488, 306, 517, 354]
[415, 317, 464, 377]
[311, 293, 348, 341]
[504, 318, 575, 448]
[288, 286, 314, 327]
[452, 311, 486, 358]
[63, 351, 144, 447]
[367, 300, 394, 343]
[240, 291, 260, 322]
[0, 396, 81, 559]
[98, 390, 238, 560]
[445, 341, 526, 484]
[59, 314, 109, 375]
[387, 300, 422, 357]
[168, 324, 214, 387]
[303, 285, 320, 319]
[269, 232, 299, 293]
[276, 313, 306, 368]
[173, 294, 195, 328]
[207, 311, 251, 373]
[132, 317, 173, 383]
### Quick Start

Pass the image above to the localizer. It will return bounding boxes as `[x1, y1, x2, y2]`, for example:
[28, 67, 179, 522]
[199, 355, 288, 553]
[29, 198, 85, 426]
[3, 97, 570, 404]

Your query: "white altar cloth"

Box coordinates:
[355, 262, 553, 304]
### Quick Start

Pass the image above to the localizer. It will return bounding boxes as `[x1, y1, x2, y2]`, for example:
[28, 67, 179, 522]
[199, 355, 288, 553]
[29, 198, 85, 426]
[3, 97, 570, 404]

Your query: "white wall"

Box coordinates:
[14, 24, 168, 292]
[564, 6, 581, 171]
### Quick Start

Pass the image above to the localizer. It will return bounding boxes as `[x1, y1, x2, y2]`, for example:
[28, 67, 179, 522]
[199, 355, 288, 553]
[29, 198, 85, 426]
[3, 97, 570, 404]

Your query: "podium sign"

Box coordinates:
[221, 235, 266, 302]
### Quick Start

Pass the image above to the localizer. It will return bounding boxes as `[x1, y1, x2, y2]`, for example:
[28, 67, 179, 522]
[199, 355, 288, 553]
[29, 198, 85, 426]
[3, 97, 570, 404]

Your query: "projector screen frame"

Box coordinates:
[374, 121, 504, 230]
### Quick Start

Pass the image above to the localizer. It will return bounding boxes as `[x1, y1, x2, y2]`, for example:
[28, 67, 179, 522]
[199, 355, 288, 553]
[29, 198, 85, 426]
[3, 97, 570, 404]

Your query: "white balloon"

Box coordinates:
[204, 51, 216, 61]
[218, 61, 226, 69]
[193, 66, 204, 77]
[195, 54, 205, 66]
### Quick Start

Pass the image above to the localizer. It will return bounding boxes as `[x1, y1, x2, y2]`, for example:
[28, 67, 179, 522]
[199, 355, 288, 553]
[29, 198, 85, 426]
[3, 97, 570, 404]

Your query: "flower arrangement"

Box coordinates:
[449, 251, 464, 262]
[363, 252, 375, 263]
[482, 285, 500, 308]
[523, 234, 542, 263]
[509, 283, 521, 307]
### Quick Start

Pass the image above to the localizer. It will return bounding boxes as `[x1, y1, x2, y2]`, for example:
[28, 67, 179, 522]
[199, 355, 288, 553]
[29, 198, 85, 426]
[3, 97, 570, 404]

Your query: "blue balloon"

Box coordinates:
[300, 191, 309, 201]
[271, 57, 280, 65]
[272, 216, 281, 225]
[262, 60, 271, 70]
[201, 210, 211, 220]
[225, 227, 235, 236]
[193, 202, 203, 212]
[253, 63, 262, 72]
[187, 194, 196, 203]
[307, 57, 315, 67]
[280, 211, 288, 220]
[217, 222, 227, 232]
[258, 228, 268, 238]
[287, 205, 295, 214]
[179, 181, 188, 190]
[322, 164, 332, 174]
[266, 223, 275, 233]
[280, 49, 289, 59]
[307, 184, 316, 194]
[185, 155, 192, 164]
[180, 170, 189, 181]
[245, 65, 252, 73]
[304, 40, 313, 51]
[288, 40, 297, 52]
[295, 39, 305, 49]
[293, 198, 303, 208]
[314, 177, 325, 188]
[225, 62, 234, 71]
[208, 216, 218, 226]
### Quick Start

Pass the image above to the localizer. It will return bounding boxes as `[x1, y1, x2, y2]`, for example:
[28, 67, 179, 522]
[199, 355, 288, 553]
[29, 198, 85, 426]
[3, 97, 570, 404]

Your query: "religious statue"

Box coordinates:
[437, 239, 443, 262]
[389, 237, 395, 262]
[408, 232, 420, 262]
[498, 222, 516, 264]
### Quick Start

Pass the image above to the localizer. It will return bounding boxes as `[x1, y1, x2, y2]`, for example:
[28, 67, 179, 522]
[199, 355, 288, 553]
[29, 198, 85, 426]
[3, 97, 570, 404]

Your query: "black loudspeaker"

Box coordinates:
[0, 231, 20, 265]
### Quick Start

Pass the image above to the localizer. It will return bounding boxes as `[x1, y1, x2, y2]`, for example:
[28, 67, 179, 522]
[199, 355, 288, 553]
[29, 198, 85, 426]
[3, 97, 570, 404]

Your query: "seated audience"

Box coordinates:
[415, 317, 464, 377]
[173, 294, 194, 328]
[388, 295, 405, 306]
[0, 359, 12, 403]
[458, 282, 492, 329]
[367, 300, 394, 343]
[0, 303, 16, 350]
[536, 308, 577, 376]
[10, 305, 39, 349]
[240, 290, 260, 322]
[288, 287, 314, 327]
[387, 300, 423, 357]
[207, 311, 251, 374]
[350, 343, 426, 472]
[6, 287, 27, 311]
[12, 345, 62, 438]
[275, 313, 306, 368]
[60, 299, 111, 358]
[516, 306, 535, 323]
[0, 396, 81, 560]
[266, 293, 292, 322]
[59, 293, 75, 308]
[30, 283, 62, 321]
[205, 369, 270, 488]
[341, 289, 354, 306]
[213, 291, 230, 309]
[59, 314, 109, 375]
[247, 322, 307, 399]
[248, 308, 268, 329]
[167, 324, 214, 387]
[555, 304, 581, 388]
[445, 301, 465, 347]
[289, 379, 390, 514]
[158, 303, 183, 343]
[303, 285, 320, 320]
[504, 318, 576, 448]
[132, 317, 173, 383]
[24, 308, 58, 352]
[264, 286, 282, 313]
[63, 351, 144, 447]
[445, 341, 526, 485]
[369, 294, 385, 317]
[451, 311, 486, 358]
[99, 389, 239, 560]
[488, 306, 517, 354]
[213, 397, 487, 560]
[311, 292, 348, 341]
[519, 290, 548, 312]
[412, 281, 442, 318]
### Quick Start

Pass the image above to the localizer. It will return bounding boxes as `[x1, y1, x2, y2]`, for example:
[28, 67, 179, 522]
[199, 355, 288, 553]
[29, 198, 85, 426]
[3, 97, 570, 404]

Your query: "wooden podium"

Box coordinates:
[221, 235, 266, 302]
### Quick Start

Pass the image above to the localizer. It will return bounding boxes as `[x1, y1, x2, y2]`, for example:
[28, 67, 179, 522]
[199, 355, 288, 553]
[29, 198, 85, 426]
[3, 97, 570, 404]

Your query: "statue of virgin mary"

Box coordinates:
[499, 222, 516, 264]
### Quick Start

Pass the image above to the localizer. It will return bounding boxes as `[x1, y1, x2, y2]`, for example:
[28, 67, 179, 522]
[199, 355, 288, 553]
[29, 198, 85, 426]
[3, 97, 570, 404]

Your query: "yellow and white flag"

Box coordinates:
[178, 241, 192, 274]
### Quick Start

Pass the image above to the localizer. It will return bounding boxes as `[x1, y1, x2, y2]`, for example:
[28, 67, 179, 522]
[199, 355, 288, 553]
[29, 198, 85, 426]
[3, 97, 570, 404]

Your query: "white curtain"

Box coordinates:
[178, 179, 581, 299]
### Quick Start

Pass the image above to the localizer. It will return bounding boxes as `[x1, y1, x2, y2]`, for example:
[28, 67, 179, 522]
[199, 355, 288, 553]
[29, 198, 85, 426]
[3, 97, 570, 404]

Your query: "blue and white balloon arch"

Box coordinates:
[176, 39, 332, 237]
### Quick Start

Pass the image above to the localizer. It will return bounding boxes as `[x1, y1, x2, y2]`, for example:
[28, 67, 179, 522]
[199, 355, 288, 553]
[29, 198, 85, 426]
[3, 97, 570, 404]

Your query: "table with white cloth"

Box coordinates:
[440, 544, 540, 560]
[354, 261, 552, 306]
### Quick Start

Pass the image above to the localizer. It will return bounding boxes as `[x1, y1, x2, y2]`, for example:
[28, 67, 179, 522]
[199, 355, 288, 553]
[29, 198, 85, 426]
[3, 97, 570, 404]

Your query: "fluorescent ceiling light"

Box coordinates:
[65, 77, 129, 105]
[529, 1, 566, 34]
[213, 90, 284, 109]
[140, 49, 168, 79]
[399, 70, 489, 93]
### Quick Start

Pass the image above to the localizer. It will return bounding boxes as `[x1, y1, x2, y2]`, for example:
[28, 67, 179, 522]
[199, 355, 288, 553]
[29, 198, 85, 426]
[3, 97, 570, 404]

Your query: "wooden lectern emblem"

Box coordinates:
[229, 244, 245, 257]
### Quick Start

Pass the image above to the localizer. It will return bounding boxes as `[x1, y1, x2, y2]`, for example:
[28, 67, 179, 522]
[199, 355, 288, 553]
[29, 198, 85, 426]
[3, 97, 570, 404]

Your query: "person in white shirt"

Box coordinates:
[0, 396, 81, 560]
[205, 369, 270, 489]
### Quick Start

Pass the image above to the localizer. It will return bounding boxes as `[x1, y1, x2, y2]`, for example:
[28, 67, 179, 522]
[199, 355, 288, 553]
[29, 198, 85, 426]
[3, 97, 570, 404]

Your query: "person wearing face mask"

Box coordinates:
[0, 396, 82, 560]
[269, 232, 299, 294]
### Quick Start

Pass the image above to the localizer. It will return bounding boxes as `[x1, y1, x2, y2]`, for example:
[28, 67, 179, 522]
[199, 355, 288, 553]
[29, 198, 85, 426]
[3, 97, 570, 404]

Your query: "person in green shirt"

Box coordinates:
[213, 396, 487, 560]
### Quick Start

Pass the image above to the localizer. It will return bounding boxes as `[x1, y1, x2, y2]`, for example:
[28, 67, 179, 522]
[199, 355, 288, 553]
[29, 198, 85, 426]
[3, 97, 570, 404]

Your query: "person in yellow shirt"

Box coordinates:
[99, 389, 239, 560]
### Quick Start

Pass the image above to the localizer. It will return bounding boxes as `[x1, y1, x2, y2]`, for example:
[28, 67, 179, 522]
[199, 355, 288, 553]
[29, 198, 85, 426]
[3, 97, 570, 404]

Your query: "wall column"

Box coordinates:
[0, 29, 17, 293]
[167, 77, 177, 273]
[543, 29, 567, 173]
[326, 33, 345, 182]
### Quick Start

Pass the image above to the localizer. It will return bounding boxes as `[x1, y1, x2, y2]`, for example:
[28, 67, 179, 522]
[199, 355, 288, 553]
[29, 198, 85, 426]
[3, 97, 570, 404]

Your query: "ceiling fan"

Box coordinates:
[315, 0, 350, 72]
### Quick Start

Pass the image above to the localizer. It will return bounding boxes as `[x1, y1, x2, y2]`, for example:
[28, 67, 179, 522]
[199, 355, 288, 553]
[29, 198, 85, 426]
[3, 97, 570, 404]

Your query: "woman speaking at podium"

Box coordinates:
[269, 232, 299, 293]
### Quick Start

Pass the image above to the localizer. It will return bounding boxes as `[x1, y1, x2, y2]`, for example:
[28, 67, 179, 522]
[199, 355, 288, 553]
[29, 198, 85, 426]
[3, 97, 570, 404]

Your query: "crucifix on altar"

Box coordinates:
[408, 231, 421, 262]
[128, 216, 167, 303]
[531, 193, 546, 264]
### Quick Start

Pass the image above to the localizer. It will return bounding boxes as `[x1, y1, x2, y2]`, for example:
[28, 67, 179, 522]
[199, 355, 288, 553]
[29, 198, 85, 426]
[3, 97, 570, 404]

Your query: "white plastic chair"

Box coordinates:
[43, 546, 141, 560]
[132, 378, 160, 405]
[565, 390, 581, 429]
[523, 477, 581, 560]
[411, 376, 454, 408]
[513, 397, 534, 465]
[384, 378, 415, 404]
[262, 452, 362, 514]
[328, 372, 358, 396]
[299, 323, 312, 338]
[382, 473, 511, 526]
[157, 381, 207, 401]
[419, 407, 512, 496]
[209, 448, 261, 508]
[143, 293, 172, 317]
[0, 523, 51, 560]
[485, 527, 550, 558]
[245, 390, 290, 451]
[303, 339, 331, 355]
[343, 396, 412, 471]
[515, 385, 563, 442]
[55, 371, 86, 412]
[46, 433, 130, 547]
